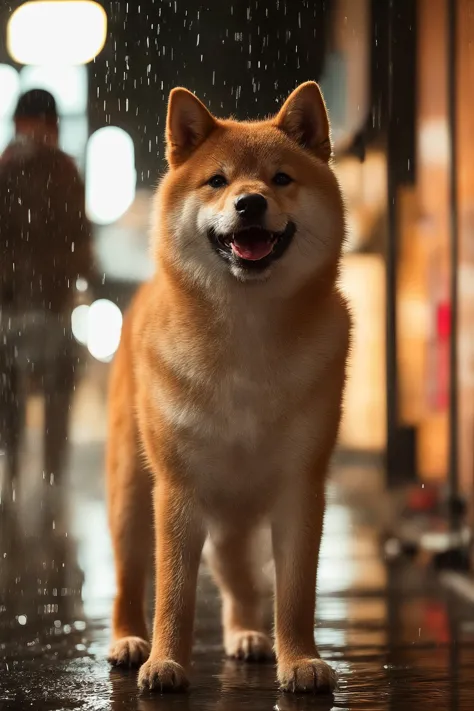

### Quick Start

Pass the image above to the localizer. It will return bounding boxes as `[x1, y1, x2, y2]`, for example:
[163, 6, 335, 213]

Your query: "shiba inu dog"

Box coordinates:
[107, 82, 351, 694]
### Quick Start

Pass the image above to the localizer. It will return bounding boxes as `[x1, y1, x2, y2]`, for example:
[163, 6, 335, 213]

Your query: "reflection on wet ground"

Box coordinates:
[2, 388, 474, 710]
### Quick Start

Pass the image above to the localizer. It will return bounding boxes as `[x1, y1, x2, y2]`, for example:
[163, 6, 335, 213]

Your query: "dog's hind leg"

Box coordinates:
[206, 525, 274, 662]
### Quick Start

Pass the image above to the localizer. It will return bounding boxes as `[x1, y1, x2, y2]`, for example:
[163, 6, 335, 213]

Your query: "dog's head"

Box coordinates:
[155, 83, 345, 290]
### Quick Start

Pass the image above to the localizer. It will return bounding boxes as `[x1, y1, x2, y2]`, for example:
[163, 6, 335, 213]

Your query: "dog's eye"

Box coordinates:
[272, 172, 293, 186]
[207, 174, 228, 189]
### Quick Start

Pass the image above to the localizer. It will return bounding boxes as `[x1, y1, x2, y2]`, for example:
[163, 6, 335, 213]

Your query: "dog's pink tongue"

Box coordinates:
[232, 237, 273, 261]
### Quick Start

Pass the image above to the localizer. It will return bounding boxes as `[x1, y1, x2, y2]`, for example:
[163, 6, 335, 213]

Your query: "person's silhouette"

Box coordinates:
[0, 89, 93, 512]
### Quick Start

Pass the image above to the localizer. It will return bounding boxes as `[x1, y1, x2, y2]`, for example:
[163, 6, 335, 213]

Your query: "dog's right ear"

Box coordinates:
[166, 88, 217, 166]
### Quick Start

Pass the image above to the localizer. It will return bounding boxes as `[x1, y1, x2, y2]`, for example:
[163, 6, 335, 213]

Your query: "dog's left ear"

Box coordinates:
[166, 88, 217, 166]
[275, 82, 331, 162]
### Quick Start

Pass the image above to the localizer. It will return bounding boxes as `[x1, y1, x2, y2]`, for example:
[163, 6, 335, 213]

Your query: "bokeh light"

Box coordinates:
[86, 127, 136, 225]
[7, 1, 107, 66]
[71, 299, 123, 362]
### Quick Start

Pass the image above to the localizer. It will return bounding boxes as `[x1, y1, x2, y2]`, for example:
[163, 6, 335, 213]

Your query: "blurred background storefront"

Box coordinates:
[1, 0, 474, 532]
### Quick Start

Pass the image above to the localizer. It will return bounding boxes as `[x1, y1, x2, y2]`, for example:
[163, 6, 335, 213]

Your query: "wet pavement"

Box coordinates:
[2, 401, 474, 710]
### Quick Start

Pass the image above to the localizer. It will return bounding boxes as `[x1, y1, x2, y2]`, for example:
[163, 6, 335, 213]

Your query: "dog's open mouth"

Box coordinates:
[209, 222, 296, 270]
[220, 227, 277, 261]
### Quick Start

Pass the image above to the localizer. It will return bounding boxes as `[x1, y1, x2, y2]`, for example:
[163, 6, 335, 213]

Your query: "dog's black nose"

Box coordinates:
[234, 193, 268, 220]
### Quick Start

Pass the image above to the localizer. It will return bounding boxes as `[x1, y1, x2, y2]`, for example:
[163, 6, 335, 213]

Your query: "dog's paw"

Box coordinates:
[278, 658, 337, 693]
[225, 630, 274, 662]
[138, 658, 189, 692]
[108, 636, 150, 668]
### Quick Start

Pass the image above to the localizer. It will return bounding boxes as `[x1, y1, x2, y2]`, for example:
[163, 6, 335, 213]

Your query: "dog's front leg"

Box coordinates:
[272, 477, 337, 694]
[138, 479, 205, 692]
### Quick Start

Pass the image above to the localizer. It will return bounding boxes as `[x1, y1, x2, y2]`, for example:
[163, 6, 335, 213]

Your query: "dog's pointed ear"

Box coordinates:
[166, 88, 217, 166]
[275, 82, 332, 162]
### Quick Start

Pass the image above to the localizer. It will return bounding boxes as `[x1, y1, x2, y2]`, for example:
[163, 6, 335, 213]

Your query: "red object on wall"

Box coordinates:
[435, 301, 450, 410]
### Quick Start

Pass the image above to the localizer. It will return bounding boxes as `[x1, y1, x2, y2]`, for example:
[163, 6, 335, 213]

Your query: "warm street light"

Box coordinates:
[7, 1, 107, 65]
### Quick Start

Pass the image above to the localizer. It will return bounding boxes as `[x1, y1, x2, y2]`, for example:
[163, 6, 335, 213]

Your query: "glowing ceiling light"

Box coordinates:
[86, 127, 136, 225]
[7, 1, 107, 66]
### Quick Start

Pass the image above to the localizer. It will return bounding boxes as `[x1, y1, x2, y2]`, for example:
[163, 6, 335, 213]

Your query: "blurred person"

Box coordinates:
[0, 89, 93, 512]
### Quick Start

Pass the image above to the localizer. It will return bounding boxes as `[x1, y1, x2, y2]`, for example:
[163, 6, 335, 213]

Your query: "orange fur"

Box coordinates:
[107, 82, 351, 694]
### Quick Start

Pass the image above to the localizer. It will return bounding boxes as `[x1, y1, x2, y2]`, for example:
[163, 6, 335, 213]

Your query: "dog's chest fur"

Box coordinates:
[151, 294, 346, 508]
